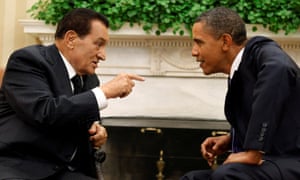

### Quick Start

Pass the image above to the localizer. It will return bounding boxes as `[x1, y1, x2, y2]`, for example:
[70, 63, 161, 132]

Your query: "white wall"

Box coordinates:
[0, 0, 38, 68]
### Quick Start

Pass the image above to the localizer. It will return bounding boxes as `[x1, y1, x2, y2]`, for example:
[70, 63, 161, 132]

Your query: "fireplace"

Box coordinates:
[101, 124, 228, 180]
[100, 115, 230, 180]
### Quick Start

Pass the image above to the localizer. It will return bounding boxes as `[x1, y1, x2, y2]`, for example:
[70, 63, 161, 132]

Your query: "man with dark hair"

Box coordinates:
[0, 8, 144, 180]
[181, 7, 300, 180]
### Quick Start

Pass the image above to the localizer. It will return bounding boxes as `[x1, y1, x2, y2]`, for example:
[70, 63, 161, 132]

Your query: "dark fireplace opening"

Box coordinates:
[101, 126, 228, 180]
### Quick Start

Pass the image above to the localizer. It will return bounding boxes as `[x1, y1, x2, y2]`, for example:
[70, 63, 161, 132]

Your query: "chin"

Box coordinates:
[201, 69, 210, 75]
[85, 69, 96, 75]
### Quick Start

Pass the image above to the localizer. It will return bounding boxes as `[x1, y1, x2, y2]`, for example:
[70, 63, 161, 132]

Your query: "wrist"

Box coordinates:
[247, 150, 263, 162]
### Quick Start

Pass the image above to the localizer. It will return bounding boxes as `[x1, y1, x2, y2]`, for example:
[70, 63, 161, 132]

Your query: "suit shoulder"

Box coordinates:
[13, 44, 44, 54]
[9, 45, 46, 60]
[8, 45, 56, 65]
[245, 36, 281, 53]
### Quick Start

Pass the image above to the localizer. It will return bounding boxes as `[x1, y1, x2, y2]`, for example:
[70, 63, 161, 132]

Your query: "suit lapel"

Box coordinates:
[44, 45, 73, 96]
[225, 71, 240, 125]
[43, 45, 99, 96]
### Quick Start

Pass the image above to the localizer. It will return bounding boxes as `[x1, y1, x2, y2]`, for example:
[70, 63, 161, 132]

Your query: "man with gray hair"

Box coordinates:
[0, 8, 144, 180]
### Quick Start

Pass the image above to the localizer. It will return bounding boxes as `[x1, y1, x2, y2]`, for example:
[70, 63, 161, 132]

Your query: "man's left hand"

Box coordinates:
[88, 121, 108, 149]
[223, 150, 264, 165]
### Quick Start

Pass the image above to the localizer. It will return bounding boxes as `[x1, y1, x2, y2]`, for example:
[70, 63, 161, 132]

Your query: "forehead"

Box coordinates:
[192, 22, 214, 41]
[88, 20, 109, 41]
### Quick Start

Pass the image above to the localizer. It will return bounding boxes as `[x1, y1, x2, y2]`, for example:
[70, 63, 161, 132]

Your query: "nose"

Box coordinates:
[97, 48, 106, 61]
[192, 44, 199, 57]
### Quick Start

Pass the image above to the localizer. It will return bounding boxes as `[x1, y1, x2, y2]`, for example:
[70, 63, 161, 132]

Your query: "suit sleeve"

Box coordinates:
[2, 47, 100, 130]
[244, 44, 298, 152]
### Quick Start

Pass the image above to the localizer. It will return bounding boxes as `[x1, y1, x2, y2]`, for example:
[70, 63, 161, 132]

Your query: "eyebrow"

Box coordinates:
[97, 38, 107, 42]
[193, 38, 204, 44]
[95, 38, 108, 45]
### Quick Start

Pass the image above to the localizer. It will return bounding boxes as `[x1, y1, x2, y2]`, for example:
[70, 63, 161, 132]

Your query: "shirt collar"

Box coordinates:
[58, 51, 76, 80]
[230, 48, 244, 79]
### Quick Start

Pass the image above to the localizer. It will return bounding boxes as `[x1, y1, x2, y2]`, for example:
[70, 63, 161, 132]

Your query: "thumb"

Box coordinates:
[88, 122, 98, 135]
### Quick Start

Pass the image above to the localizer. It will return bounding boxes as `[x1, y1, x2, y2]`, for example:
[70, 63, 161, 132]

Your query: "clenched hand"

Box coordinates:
[89, 121, 108, 149]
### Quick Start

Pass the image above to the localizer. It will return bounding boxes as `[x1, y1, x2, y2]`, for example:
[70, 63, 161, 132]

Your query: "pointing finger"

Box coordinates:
[127, 74, 145, 81]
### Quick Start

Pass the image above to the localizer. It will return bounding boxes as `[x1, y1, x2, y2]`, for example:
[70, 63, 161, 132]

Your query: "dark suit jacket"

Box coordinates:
[0, 45, 100, 179]
[225, 36, 300, 157]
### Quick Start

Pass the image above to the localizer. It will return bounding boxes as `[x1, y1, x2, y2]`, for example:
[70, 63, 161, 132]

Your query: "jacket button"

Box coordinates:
[262, 123, 268, 128]
[53, 165, 60, 171]
[258, 137, 264, 142]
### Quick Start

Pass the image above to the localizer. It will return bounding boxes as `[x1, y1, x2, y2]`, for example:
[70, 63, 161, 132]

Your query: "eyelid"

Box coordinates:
[95, 41, 106, 48]
[194, 39, 203, 45]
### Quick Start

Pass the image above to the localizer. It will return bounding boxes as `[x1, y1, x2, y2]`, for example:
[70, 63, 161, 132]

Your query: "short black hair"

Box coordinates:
[195, 7, 247, 45]
[55, 8, 109, 39]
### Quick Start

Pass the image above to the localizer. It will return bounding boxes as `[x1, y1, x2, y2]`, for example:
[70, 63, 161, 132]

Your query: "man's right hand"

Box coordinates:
[100, 73, 145, 99]
[201, 134, 230, 166]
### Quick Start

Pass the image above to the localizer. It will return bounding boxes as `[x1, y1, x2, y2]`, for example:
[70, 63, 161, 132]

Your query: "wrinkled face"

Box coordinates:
[192, 22, 227, 75]
[69, 20, 109, 75]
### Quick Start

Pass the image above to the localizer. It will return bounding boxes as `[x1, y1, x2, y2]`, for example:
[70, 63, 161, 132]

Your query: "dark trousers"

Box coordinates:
[43, 170, 97, 180]
[3, 172, 97, 180]
[180, 158, 300, 180]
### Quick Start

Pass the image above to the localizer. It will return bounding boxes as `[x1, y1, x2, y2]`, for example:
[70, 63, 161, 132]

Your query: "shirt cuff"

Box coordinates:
[92, 87, 108, 110]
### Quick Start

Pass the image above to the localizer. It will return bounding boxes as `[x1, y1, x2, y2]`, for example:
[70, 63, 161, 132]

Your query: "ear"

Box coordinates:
[221, 33, 233, 51]
[64, 30, 78, 49]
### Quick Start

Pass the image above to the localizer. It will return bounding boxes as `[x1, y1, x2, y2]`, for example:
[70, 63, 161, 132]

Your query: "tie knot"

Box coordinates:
[71, 75, 83, 94]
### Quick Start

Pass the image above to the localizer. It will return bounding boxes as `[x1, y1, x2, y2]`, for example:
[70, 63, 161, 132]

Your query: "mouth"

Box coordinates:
[197, 59, 204, 63]
[197, 59, 205, 68]
[92, 60, 99, 67]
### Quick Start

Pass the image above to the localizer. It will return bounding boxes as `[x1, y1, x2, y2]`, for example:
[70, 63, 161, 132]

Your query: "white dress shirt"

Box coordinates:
[230, 48, 244, 79]
[59, 51, 108, 110]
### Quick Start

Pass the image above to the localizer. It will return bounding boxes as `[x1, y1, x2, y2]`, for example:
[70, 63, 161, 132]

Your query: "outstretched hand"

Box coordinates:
[100, 73, 145, 99]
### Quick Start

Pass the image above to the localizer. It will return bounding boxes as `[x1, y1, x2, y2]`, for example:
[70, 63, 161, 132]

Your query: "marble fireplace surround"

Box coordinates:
[19, 20, 300, 130]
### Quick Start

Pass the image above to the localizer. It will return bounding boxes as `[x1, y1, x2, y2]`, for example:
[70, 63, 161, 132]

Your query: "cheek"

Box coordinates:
[86, 48, 99, 58]
[199, 47, 210, 58]
[78, 51, 94, 64]
[73, 48, 86, 58]
[203, 44, 219, 57]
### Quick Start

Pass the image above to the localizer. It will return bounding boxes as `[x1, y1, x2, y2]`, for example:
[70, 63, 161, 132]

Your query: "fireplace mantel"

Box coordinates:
[19, 20, 300, 130]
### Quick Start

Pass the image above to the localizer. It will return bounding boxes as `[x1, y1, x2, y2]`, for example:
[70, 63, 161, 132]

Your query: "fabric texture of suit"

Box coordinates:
[224, 36, 300, 177]
[0, 44, 100, 179]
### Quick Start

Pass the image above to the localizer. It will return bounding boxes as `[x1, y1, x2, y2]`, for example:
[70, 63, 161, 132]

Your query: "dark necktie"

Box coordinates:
[228, 76, 241, 153]
[71, 75, 83, 94]
[68, 75, 83, 171]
